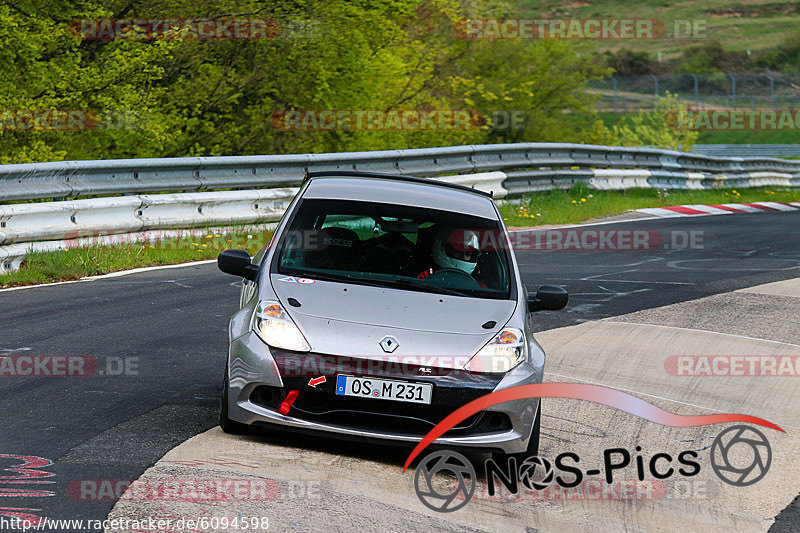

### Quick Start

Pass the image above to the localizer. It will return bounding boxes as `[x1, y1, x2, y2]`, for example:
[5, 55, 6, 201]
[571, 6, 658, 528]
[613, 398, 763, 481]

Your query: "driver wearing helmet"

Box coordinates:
[417, 227, 484, 285]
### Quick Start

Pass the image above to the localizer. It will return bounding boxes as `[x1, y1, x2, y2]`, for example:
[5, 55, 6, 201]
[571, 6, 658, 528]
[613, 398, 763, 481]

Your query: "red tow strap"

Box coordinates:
[278, 390, 299, 415]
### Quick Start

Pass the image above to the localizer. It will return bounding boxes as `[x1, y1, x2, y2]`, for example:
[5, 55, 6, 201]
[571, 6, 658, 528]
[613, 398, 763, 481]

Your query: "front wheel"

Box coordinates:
[220, 366, 250, 435]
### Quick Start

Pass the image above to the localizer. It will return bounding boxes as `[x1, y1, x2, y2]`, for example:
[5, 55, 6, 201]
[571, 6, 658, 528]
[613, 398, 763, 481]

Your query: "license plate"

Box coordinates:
[335, 375, 432, 405]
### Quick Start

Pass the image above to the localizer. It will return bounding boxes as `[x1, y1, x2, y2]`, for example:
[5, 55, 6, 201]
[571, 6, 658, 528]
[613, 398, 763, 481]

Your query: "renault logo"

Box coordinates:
[379, 336, 399, 353]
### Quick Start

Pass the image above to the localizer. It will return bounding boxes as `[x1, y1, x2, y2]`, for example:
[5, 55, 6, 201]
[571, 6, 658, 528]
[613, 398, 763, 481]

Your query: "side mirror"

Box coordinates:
[528, 285, 568, 312]
[218, 249, 259, 281]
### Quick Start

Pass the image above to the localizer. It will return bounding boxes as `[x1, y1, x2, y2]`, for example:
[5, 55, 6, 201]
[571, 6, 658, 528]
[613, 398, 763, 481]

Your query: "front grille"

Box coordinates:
[249, 384, 512, 437]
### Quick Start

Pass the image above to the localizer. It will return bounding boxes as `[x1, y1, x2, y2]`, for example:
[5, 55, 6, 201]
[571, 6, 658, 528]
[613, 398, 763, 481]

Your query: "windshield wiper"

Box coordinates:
[283, 270, 389, 288]
[281, 270, 471, 297]
[385, 278, 471, 297]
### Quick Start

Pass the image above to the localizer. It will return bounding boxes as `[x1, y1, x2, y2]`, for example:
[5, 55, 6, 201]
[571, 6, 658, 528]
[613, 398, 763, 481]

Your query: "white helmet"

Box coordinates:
[433, 227, 480, 274]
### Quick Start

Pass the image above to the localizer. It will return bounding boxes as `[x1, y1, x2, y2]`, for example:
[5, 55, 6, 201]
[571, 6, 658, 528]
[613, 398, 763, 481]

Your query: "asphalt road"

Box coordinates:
[1, 210, 798, 530]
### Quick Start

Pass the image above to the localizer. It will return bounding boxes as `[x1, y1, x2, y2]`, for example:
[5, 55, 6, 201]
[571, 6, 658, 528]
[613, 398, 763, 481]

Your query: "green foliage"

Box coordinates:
[673, 41, 750, 75]
[0, 0, 625, 164]
[757, 33, 800, 72]
[0, 2, 182, 163]
[602, 49, 659, 76]
[451, 39, 612, 144]
[609, 93, 699, 152]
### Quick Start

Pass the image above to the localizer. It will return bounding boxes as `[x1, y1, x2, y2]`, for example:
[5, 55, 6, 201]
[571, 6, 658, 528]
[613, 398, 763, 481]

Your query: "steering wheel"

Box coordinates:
[427, 268, 481, 288]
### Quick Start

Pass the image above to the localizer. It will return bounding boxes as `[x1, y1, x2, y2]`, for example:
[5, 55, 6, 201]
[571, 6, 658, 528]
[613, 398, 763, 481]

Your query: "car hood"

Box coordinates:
[270, 274, 516, 364]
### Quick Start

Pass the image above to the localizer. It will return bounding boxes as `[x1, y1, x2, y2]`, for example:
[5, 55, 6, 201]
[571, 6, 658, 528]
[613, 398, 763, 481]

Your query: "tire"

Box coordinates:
[493, 399, 541, 463]
[219, 366, 250, 435]
[526, 401, 541, 457]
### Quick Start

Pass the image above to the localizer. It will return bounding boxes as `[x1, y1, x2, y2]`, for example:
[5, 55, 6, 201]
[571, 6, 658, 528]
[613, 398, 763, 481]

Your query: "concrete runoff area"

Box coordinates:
[737, 278, 800, 299]
[106, 278, 800, 532]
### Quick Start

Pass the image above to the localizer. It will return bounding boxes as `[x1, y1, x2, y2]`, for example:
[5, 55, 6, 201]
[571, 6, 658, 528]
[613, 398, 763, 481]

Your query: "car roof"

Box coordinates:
[306, 171, 492, 197]
[302, 172, 499, 220]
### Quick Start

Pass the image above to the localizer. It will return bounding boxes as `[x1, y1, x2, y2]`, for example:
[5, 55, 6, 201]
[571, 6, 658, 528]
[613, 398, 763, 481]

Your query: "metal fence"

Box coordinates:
[2, 142, 799, 272]
[589, 73, 800, 112]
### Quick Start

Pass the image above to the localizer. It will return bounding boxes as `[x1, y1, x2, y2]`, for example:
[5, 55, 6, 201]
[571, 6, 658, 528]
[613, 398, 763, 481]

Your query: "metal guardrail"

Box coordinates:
[694, 145, 800, 158]
[3, 143, 800, 202]
[1, 143, 799, 272]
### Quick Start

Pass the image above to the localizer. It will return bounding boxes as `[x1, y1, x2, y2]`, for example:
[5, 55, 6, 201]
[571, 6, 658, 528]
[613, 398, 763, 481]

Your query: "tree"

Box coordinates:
[610, 93, 699, 152]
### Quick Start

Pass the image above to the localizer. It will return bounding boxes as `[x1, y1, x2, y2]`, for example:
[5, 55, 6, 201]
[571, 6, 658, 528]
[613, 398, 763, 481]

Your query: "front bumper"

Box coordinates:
[227, 331, 543, 453]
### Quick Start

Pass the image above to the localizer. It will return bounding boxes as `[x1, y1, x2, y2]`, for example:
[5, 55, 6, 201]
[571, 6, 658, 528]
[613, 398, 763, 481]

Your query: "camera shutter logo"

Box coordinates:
[414, 450, 476, 512]
[519, 456, 554, 491]
[710, 425, 772, 487]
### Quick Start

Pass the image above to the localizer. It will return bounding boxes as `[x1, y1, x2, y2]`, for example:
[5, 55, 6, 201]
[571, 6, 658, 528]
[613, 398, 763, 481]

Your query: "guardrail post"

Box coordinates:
[728, 72, 737, 109]
[765, 73, 775, 108]
[611, 75, 618, 113]
[650, 74, 659, 109]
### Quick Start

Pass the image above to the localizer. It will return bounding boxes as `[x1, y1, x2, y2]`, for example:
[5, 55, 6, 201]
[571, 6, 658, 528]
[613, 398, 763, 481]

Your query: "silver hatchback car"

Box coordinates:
[217, 171, 567, 456]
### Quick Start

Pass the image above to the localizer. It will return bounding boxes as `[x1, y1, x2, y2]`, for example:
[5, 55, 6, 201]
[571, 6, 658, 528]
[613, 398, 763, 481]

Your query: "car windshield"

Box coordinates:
[275, 198, 513, 299]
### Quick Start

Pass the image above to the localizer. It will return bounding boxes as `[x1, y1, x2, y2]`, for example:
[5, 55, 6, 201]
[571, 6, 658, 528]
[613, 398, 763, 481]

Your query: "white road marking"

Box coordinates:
[682, 204, 734, 215]
[721, 203, 761, 212]
[569, 286, 651, 302]
[602, 320, 800, 348]
[505, 214, 668, 231]
[666, 258, 800, 271]
[0, 260, 216, 293]
[635, 202, 800, 217]
[635, 207, 690, 217]
[163, 279, 193, 289]
[752, 201, 797, 211]
[551, 277, 695, 285]
[550, 266, 695, 286]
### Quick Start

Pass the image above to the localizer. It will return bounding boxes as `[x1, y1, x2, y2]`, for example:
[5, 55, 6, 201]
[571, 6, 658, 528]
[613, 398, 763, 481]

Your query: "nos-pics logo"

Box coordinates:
[413, 425, 772, 512]
[404, 384, 781, 512]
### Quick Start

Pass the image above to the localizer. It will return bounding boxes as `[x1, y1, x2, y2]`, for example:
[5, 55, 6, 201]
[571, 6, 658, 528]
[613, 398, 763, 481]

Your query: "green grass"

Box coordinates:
[597, 111, 800, 144]
[516, 0, 800, 56]
[0, 229, 274, 288]
[499, 184, 799, 226]
[694, 129, 800, 145]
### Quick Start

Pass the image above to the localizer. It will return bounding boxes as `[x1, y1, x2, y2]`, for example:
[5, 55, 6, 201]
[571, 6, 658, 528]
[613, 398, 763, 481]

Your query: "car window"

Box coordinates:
[275, 198, 512, 300]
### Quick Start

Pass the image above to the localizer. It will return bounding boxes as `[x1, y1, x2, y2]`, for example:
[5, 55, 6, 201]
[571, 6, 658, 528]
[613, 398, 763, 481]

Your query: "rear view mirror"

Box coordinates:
[218, 249, 259, 281]
[527, 285, 568, 312]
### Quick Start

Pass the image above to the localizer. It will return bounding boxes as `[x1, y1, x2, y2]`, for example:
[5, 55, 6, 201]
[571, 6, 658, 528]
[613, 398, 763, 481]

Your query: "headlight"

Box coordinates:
[464, 328, 526, 373]
[252, 301, 311, 352]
